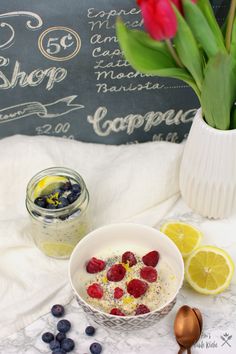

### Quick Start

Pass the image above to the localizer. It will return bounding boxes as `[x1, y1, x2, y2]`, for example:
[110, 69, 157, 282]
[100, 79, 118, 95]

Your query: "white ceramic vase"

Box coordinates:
[179, 108, 236, 219]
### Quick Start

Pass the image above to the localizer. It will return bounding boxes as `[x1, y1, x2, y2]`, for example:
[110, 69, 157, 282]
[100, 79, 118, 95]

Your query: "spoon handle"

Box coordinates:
[187, 348, 191, 354]
[178, 347, 186, 354]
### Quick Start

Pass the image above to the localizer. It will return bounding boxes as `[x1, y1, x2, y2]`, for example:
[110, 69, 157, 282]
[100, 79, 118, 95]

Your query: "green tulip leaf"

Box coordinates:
[116, 19, 200, 98]
[197, 0, 225, 50]
[183, 0, 225, 58]
[201, 53, 236, 129]
[173, 5, 203, 90]
[116, 19, 176, 70]
[230, 17, 236, 59]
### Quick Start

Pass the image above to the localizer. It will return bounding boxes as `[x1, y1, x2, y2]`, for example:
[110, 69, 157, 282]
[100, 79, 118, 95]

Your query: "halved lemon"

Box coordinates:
[160, 221, 202, 258]
[40, 242, 74, 258]
[33, 175, 69, 199]
[185, 246, 234, 295]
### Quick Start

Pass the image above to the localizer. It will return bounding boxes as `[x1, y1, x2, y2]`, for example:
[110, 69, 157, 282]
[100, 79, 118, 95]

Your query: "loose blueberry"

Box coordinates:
[57, 197, 70, 209]
[90, 342, 102, 354]
[61, 338, 75, 352]
[56, 332, 66, 342]
[51, 304, 65, 317]
[41, 332, 54, 343]
[67, 191, 80, 204]
[61, 181, 72, 191]
[85, 326, 95, 336]
[72, 183, 81, 193]
[52, 350, 66, 354]
[34, 197, 47, 208]
[57, 319, 71, 333]
[49, 339, 61, 350]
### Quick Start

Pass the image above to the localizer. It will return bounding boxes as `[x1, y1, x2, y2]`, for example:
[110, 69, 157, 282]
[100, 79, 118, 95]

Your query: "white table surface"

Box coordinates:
[1, 288, 235, 354]
[1, 201, 236, 354]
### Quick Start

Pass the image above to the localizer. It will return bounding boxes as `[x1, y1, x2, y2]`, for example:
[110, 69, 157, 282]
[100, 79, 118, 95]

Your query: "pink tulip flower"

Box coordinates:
[137, 0, 177, 40]
[137, 0, 197, 41]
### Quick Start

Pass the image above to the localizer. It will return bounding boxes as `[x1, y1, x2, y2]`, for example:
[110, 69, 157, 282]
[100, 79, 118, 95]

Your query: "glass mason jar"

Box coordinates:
[26, 167, 90, 259]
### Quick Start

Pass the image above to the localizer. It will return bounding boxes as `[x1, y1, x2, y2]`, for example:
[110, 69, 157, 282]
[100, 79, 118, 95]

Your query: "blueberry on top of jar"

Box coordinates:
[72, 183, 81, 193]
[34, 197, 47, 208]
[54, 187, 63, 195]
[57, 197, 70, 209]
[67, 191, 80, 204]
[46, 203, 58, 210]
[61, 181, 72, 191]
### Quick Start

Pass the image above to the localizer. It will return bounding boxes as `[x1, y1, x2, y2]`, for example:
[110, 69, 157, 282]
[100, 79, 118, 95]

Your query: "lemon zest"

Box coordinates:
[122, 262, 131, 271]
[101, 276, 108, 284]
[46, 192, 60, 206]
[122, 296, 134, 304]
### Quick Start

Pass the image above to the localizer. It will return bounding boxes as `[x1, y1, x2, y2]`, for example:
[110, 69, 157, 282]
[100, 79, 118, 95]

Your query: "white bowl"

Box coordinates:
[69, 223, 184, 331]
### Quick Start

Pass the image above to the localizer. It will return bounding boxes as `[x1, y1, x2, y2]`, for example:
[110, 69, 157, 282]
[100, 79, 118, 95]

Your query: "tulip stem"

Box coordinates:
[225, 0, 236, 51]
[165, 39, 184, 68]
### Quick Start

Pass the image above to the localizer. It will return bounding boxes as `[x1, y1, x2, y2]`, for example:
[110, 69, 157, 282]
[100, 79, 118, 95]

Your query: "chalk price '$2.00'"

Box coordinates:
[35, 122, 74, 139]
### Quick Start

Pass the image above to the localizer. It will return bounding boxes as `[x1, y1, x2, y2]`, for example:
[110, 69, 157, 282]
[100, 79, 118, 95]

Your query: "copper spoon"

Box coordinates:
[192, 307, 203, 333]
[187, 307, 203, 354]
[174, 305, 201, 354]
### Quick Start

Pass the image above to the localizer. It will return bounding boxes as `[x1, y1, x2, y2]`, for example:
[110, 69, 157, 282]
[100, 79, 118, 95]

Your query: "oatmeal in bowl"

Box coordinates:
[69, 223, 184, 331]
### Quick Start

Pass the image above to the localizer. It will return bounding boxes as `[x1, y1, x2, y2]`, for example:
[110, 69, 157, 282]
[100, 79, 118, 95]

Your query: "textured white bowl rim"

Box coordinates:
[68, 222, 184, 319]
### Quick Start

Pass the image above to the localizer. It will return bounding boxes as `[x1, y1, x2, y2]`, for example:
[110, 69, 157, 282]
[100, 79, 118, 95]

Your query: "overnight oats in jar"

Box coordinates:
[26, 167, 90, 259]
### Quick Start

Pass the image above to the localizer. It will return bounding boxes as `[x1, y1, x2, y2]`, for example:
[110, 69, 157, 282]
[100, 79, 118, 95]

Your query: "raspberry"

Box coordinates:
[86, 257, 106, 273]
[135, 304, 151, 315]
[107, 264, 126, 282]
[87, 283, 103, 299]
[110, 308, 125, 316]
[140, 266, 158, 282]
[122, 251, 137, 267]
[142, 250, 160, 267]
[127, 279, 148, 298]
[114, 287, 124, 299]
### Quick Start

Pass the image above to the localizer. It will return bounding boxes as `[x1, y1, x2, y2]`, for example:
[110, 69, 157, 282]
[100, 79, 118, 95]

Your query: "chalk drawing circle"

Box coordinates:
[38, 26, 81, 61]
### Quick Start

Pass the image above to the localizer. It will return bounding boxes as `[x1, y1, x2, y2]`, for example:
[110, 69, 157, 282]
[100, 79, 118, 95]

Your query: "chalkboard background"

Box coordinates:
[0, 0, 229, 144]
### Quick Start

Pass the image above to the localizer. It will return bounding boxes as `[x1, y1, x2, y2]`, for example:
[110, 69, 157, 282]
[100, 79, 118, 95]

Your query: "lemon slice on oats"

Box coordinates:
[160, 221, 202, 257]
[33, 175, 69, 199]
[185, 246, 234, 295]
[41, 242, 74, 258]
